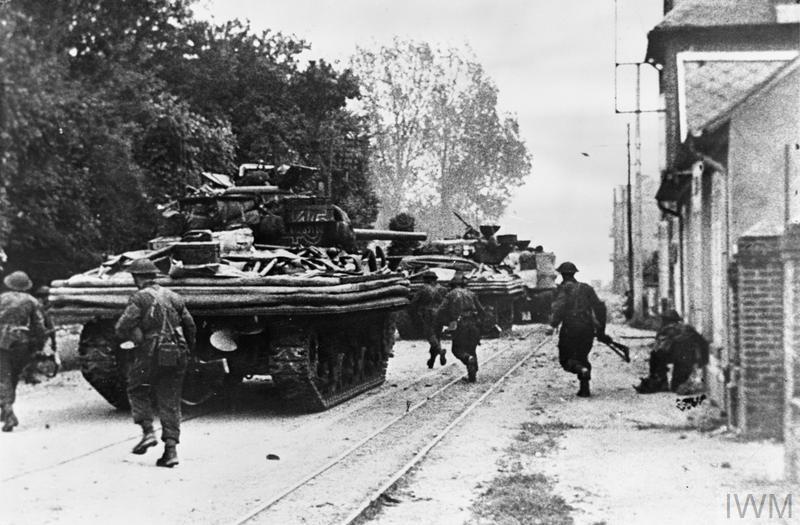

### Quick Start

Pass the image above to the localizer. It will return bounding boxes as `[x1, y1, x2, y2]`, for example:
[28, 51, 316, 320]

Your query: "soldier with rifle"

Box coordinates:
[545, 262, 607, 397]
[409, 271, 446, 369]
[115, 258, 196, 468]
[437, 272, 486, 382]
[635, 310, 709, 394]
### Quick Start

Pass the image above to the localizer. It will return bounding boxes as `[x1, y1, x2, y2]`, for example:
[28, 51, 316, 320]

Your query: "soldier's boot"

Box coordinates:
[156, 439, 179, 468]
[467, 356, 478, 383]
[426, 353, 436, 369]
[1, 404, 18, 432]
[132, 425, 158, 455]
[577, 379, 591, 398]
[439, 348, 447, 366]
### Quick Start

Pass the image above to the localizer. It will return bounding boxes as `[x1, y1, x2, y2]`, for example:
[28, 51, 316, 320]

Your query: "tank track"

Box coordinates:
[78, 321, 130, 410]
[269, 312, 395, 412]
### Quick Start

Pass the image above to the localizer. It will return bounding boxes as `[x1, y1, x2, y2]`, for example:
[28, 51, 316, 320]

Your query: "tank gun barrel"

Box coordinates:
[353, 229, 427, 241]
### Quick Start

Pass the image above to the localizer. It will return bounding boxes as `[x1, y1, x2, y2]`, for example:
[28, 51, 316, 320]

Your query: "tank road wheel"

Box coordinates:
[269, 314, 395, 412]
[78, 320, 130, 410]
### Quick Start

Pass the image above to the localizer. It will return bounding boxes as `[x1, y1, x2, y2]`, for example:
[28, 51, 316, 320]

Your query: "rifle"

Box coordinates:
[596, 333, 631, 363]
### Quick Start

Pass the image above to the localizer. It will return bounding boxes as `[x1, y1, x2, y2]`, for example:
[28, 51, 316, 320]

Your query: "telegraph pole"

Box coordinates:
[633, 63, 644, 322]
[626, 124, 634, 304]
[614, 0, 664, 322]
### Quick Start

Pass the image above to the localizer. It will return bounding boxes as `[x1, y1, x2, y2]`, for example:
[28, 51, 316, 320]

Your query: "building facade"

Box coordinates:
[645, 0, 800, 437]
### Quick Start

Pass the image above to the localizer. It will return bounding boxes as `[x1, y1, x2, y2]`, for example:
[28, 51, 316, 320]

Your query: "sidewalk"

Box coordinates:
[372, 324, 796, 525]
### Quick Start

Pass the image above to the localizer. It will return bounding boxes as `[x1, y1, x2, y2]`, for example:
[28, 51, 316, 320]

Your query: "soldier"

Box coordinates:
[409, 271, 446, 368]
[545, 262, 606, 398]
[437, 273, 486, 382]
[635, 310, 709, 394]
[0, 271, 46, 431]
[115, 259, 196, 468]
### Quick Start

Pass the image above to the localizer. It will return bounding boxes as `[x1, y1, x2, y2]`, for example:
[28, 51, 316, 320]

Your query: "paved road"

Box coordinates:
[0, 328, 543, 525]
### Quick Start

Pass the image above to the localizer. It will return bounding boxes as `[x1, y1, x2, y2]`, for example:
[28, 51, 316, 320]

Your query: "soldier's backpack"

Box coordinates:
[143, 288, 185, 368]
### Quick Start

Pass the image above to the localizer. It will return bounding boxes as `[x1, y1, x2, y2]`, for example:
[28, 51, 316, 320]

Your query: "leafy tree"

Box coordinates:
[154, 20, 378, 224]
[1, 2, 379, 284]
[352, 39, 532, 237]
[0, 5, 234, 282]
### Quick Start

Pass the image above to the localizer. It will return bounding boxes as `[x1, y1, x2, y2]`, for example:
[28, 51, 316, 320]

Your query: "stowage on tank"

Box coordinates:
[48, 163, 427, 412]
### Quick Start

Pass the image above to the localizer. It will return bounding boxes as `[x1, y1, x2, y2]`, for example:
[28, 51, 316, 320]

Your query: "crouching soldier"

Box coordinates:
[545, 262, 606, 398]
[0, 271, 46, 431]
[410, 271, 446, 368]
[115, 259, 196, 468]
[437, 273, 485, 382]
[635, 310, 709, 394]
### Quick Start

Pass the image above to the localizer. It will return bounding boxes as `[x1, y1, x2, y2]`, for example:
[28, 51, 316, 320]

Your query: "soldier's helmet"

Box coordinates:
[126, 258, 159, 276]
[33, 285, 50, 298]
[451, 271, 467, 285]
[422, 270, 438, 282]
[555, 261, 578, 274]
[661, 309, 682, 323]
[3, 271, 33, 292]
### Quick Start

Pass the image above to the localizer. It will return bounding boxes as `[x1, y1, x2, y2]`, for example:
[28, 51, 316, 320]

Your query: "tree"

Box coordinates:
[351, 39, 532, 238]
[1, 3, 380, 283]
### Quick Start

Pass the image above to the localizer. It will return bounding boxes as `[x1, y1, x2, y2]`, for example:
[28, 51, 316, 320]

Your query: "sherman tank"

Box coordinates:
[48, 163, 426, 412]
[392, 212, 526, 339]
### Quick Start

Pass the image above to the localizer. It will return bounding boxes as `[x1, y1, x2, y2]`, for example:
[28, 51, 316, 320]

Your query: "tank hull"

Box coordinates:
[52, 273, 407, 411]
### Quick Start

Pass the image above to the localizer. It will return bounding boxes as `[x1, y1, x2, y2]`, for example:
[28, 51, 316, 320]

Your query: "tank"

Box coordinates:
[48, 163, 426, 412]
[392, 212, 527, 339]
[513, 249, 558, 324]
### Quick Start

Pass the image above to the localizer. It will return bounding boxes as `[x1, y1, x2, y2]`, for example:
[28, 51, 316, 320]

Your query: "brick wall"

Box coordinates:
[734, 232, 784, 439]
[783, 225, 800, 477]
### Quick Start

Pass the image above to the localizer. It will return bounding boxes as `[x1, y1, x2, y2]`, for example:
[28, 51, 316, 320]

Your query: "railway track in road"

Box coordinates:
[1, 330, 543, 486]
[231, 330, 551, 525]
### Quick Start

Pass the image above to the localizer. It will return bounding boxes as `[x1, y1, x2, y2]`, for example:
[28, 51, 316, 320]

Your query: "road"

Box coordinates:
[0, 327, 546, 525]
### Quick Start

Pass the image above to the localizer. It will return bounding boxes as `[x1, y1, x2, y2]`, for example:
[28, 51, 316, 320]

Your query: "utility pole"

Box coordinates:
[633, 63, 644, 322]
[626, 124, 634, 307]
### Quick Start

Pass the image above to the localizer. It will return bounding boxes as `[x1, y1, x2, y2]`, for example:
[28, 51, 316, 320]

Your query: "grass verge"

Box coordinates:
[469, 422, 577, 525]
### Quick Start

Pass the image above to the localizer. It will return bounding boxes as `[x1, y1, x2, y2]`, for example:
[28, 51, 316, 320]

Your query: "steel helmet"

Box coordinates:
[555, 262, 578, 274]
[3, 271, 33, 292]
[422, 270, 438, 281]
[661, 309, 682, 323]
[126, 258, 159, 275]
[451, 271, 468, 285]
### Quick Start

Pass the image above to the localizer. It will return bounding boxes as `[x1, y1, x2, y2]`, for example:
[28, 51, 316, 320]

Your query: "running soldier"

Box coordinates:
[0, 271, 46, 431]
[635, 310, 709, 394]
[437, 273, 485, 382]
[115, 259, 196, 468]
[409, 271, 446, 368]
[545, 262, 606, 397]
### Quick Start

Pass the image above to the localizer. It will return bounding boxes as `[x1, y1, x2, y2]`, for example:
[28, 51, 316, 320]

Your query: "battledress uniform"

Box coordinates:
[115, 284, 196, 446]
[549, 275, 606, 396]
[437, 283, 485, 382]
[410, 276, 446, 368]
[0, 272, 45, 431]
[645, 312, 709, 393]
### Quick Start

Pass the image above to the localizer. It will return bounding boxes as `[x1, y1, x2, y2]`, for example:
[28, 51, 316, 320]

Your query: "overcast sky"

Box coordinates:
[196, 0, 664, 284]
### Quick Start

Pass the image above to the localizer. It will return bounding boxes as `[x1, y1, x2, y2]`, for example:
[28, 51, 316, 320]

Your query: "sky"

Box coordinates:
[196, 0, 664, 284]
